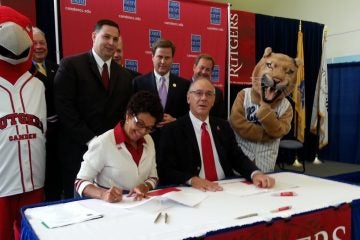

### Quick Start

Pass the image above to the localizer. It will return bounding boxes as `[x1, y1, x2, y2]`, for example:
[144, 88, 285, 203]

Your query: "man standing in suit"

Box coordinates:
[31, 27, 61, 201]
[113, 36, 140, 79]
[133, 39, 190, 149]
[192, 54, 226, 119]
[54, 19, 133, 198]
[133, 38, 190, 127]
[157, 78, 275, 191]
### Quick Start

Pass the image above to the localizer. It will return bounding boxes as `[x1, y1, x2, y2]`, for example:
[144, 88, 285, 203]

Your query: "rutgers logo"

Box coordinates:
[0, 113, 44, 133]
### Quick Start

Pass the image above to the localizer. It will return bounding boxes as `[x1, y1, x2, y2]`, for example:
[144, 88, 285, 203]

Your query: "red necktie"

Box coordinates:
[101, 63, 109, 89]
[201, 122, 217, 181]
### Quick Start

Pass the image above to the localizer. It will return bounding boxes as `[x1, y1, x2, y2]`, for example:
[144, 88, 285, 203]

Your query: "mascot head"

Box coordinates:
[0, 6, 33, 84]
[252, 47, 302, 105]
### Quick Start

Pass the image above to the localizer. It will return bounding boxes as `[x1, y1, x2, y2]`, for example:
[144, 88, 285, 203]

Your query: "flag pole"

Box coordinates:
[312, 26, 328, 165]
[226, 2, 232, 119]
[313, 154, 322, 165]
[292, 20, 304, 168]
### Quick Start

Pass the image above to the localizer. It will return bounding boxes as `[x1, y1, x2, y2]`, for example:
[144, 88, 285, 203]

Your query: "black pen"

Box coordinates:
[154, 212, 162, 223]
[235, 213, 258, 220]
[164, 212, 169, 224]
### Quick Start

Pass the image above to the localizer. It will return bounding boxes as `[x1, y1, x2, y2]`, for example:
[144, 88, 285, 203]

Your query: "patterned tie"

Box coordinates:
[201, 122, 217, 181]
[36, 63, 47, 76]
[158, 76, 167, 109]
[101, 63, 109, 89]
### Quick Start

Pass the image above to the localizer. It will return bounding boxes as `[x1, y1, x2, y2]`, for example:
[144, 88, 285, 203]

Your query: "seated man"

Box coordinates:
[157, 78, 275, 191]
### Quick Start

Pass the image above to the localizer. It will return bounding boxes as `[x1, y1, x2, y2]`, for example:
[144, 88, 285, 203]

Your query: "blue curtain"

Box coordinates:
[320, 63, 360, 163]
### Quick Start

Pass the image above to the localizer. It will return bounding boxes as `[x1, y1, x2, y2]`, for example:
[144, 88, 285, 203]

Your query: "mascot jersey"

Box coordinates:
[0, 6, 46, 197]
[235, 88, 290, 172]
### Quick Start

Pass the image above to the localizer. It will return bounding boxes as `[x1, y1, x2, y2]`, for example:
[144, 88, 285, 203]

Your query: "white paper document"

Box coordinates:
[32, 201, 103, 228]
[102, 188, 208, 208]
[219, 178, 298, 197]
[161, 190, 208, 207]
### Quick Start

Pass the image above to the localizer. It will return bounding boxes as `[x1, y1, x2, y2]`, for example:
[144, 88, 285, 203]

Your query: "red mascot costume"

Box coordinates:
[0, 6, 46, 240]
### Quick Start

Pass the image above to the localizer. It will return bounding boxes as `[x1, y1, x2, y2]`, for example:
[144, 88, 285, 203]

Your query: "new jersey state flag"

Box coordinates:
[310, 28, 328, 149]
[293, 23, 306, 143]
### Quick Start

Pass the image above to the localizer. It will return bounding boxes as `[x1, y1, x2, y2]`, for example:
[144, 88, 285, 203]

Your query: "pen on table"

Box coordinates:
[235, 213, 258, 220]
[154, 212, 162, 223]
[272, 191, 297, 196]
[270, 206, 292, 213]
[41, 221, 49, 229]
[164, 212, 169, 224]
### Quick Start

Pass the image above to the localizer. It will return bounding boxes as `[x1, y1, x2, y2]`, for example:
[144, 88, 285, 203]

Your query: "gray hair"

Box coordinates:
[32, 27, 45, 37]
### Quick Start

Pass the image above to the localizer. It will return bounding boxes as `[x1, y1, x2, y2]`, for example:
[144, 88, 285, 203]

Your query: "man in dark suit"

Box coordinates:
[157, 78, 275, 191]
[133, 38, 190, 127]
[31, 27, 61, 201]
[113, 36, 141, 79]
[133, 38, 190, 148]
[54, 19, 133, 198]
[192, 54, 226, 119]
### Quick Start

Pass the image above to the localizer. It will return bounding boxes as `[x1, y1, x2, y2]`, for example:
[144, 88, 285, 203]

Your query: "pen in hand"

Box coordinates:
[106, 179, 123, 203]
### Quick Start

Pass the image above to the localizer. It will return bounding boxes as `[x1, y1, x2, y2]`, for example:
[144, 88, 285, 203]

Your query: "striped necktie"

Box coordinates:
[36, 62, 47, 76]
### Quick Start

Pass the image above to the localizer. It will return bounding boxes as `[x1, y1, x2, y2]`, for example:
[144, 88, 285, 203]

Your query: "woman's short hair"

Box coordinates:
[126, 91, 164, 124]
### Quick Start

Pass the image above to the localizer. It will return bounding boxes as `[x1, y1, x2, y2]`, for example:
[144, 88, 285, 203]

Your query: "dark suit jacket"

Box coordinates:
[124, 67, 141, 80]
[211, 86, 226, 119]
[157, 114, 259, 185]
[31, 59, 62, 200]
[31, 60, 59, 120]
[133, 71, 190, 118]
[54, 51, 133, 195]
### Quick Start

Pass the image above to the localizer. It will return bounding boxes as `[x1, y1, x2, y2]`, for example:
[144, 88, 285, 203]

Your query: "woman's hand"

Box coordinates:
[101, 186, 123, 203]
[128, 183, 149, 201]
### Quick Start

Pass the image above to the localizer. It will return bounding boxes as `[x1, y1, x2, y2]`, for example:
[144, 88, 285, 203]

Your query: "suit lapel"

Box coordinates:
[209, 118, 223, 159]
[150, 73, 158, 92]
[166, 74, 177, 110]
[88, 52, 102, 84]
[108, 61, 120, 94]
[183, 115, 201, 164]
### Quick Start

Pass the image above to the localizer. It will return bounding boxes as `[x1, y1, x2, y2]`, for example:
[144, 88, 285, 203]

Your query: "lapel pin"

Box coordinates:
[172, 83, 177, 88]
[217, 126, 220, 131]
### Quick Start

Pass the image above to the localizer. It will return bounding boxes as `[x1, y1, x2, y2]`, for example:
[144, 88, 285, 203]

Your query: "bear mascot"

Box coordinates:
[0, 6, 46, 240]
[229, 47, 302, 172]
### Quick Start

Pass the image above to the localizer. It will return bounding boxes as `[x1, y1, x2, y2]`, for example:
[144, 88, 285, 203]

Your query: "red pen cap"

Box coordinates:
[279, 191, 296, 196]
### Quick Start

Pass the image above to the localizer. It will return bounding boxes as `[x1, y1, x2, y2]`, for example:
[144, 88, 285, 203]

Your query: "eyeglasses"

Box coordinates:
[133, 115, 155, 133]
[189, 90, 215, 98]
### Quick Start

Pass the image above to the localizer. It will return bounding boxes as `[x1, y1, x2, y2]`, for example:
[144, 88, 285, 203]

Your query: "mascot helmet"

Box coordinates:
[252, 47, 302, 104]
[0, 6, 33, 84]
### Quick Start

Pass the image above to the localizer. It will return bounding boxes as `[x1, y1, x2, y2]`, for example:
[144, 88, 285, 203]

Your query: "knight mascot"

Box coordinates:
[0, 6, 46, 239]
[230, 47, 302, 172]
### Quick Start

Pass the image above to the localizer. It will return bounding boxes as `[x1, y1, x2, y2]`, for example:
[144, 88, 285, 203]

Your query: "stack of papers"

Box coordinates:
[32, 201, 103, 228]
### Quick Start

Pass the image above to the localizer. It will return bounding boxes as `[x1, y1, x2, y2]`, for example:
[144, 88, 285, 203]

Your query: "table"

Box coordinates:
[21, 172, 360, 240]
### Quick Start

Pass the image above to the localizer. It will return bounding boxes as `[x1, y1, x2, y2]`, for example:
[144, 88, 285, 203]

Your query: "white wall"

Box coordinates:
[210, 0, 360, 62]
